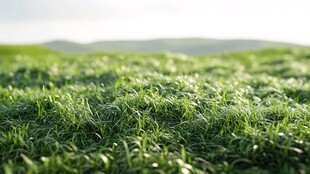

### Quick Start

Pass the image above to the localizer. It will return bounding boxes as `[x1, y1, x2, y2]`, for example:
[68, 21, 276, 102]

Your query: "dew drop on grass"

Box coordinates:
[99, 154, 109, 164]
[289, 147, 303, 154]
[143, 153, 150, 158]
[152, 163, 158, 168]
[253, 96, 261, 103]
[184, 164, 193, 170]
[84, 155, 90, 161]
[8, 85, 13, 91]
[253, 145, 258, 150]
[295, 140, 303, 144]
[176, 159, 184, 165]
[168, 160, 172, 166]
[181, 168, 190, 174]
[41, 156, 48, 162]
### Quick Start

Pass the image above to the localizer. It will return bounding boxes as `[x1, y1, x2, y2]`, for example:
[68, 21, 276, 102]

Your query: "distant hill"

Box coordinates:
[0, 45, 57, 57]
[42, 38, 303, 55]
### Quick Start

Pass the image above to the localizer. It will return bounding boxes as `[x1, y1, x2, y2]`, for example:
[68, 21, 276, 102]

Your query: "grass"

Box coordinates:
[0, 45, 310, 173]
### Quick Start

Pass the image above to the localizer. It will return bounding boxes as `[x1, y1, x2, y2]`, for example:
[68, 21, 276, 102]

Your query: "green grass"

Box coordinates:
[0, 45, 310, 173]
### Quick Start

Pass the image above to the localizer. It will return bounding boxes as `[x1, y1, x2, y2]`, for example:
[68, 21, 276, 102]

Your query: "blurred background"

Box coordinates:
[1, 0, 309, 55]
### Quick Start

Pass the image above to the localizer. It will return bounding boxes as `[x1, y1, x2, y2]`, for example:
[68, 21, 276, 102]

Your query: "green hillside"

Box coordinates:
[0, 45, 56, 56]
[1, 45, 310, 173]
[43, 38, 302, 55]
[0, 45, 57, 72]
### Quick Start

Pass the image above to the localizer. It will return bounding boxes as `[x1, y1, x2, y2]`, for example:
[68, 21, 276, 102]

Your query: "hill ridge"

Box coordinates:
[42, 38, 304, 55]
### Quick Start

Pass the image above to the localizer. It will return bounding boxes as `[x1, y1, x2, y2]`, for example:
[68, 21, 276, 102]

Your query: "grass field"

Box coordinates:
[1, 45, 310, 173]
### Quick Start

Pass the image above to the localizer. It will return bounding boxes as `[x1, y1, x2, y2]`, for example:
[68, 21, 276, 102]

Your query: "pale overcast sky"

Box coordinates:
[0, 0, 310, 45]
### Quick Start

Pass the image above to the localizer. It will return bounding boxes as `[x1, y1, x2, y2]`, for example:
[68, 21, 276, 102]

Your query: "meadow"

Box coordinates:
[0, 45, 310, 173]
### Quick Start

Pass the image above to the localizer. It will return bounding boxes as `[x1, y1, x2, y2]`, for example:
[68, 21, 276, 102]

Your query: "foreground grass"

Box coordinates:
[1, 45, 310, 173]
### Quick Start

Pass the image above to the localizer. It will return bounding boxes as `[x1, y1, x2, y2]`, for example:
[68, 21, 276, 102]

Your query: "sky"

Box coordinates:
[0, 0, 310, 45]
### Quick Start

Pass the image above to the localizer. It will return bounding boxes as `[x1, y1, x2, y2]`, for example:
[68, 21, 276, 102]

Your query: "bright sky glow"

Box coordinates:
[0, 0, 310, 45]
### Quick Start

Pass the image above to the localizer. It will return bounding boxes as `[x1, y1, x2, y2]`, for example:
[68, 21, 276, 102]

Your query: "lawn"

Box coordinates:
[1, 45, 310, 173]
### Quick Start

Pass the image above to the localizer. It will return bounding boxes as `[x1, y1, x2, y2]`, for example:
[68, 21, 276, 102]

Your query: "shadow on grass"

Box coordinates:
[284, 88, 310, 104]
[0, 67, 118, 89]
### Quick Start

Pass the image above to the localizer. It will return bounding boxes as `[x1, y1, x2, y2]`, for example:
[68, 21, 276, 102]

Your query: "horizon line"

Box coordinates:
[1, 37, 309, 47]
